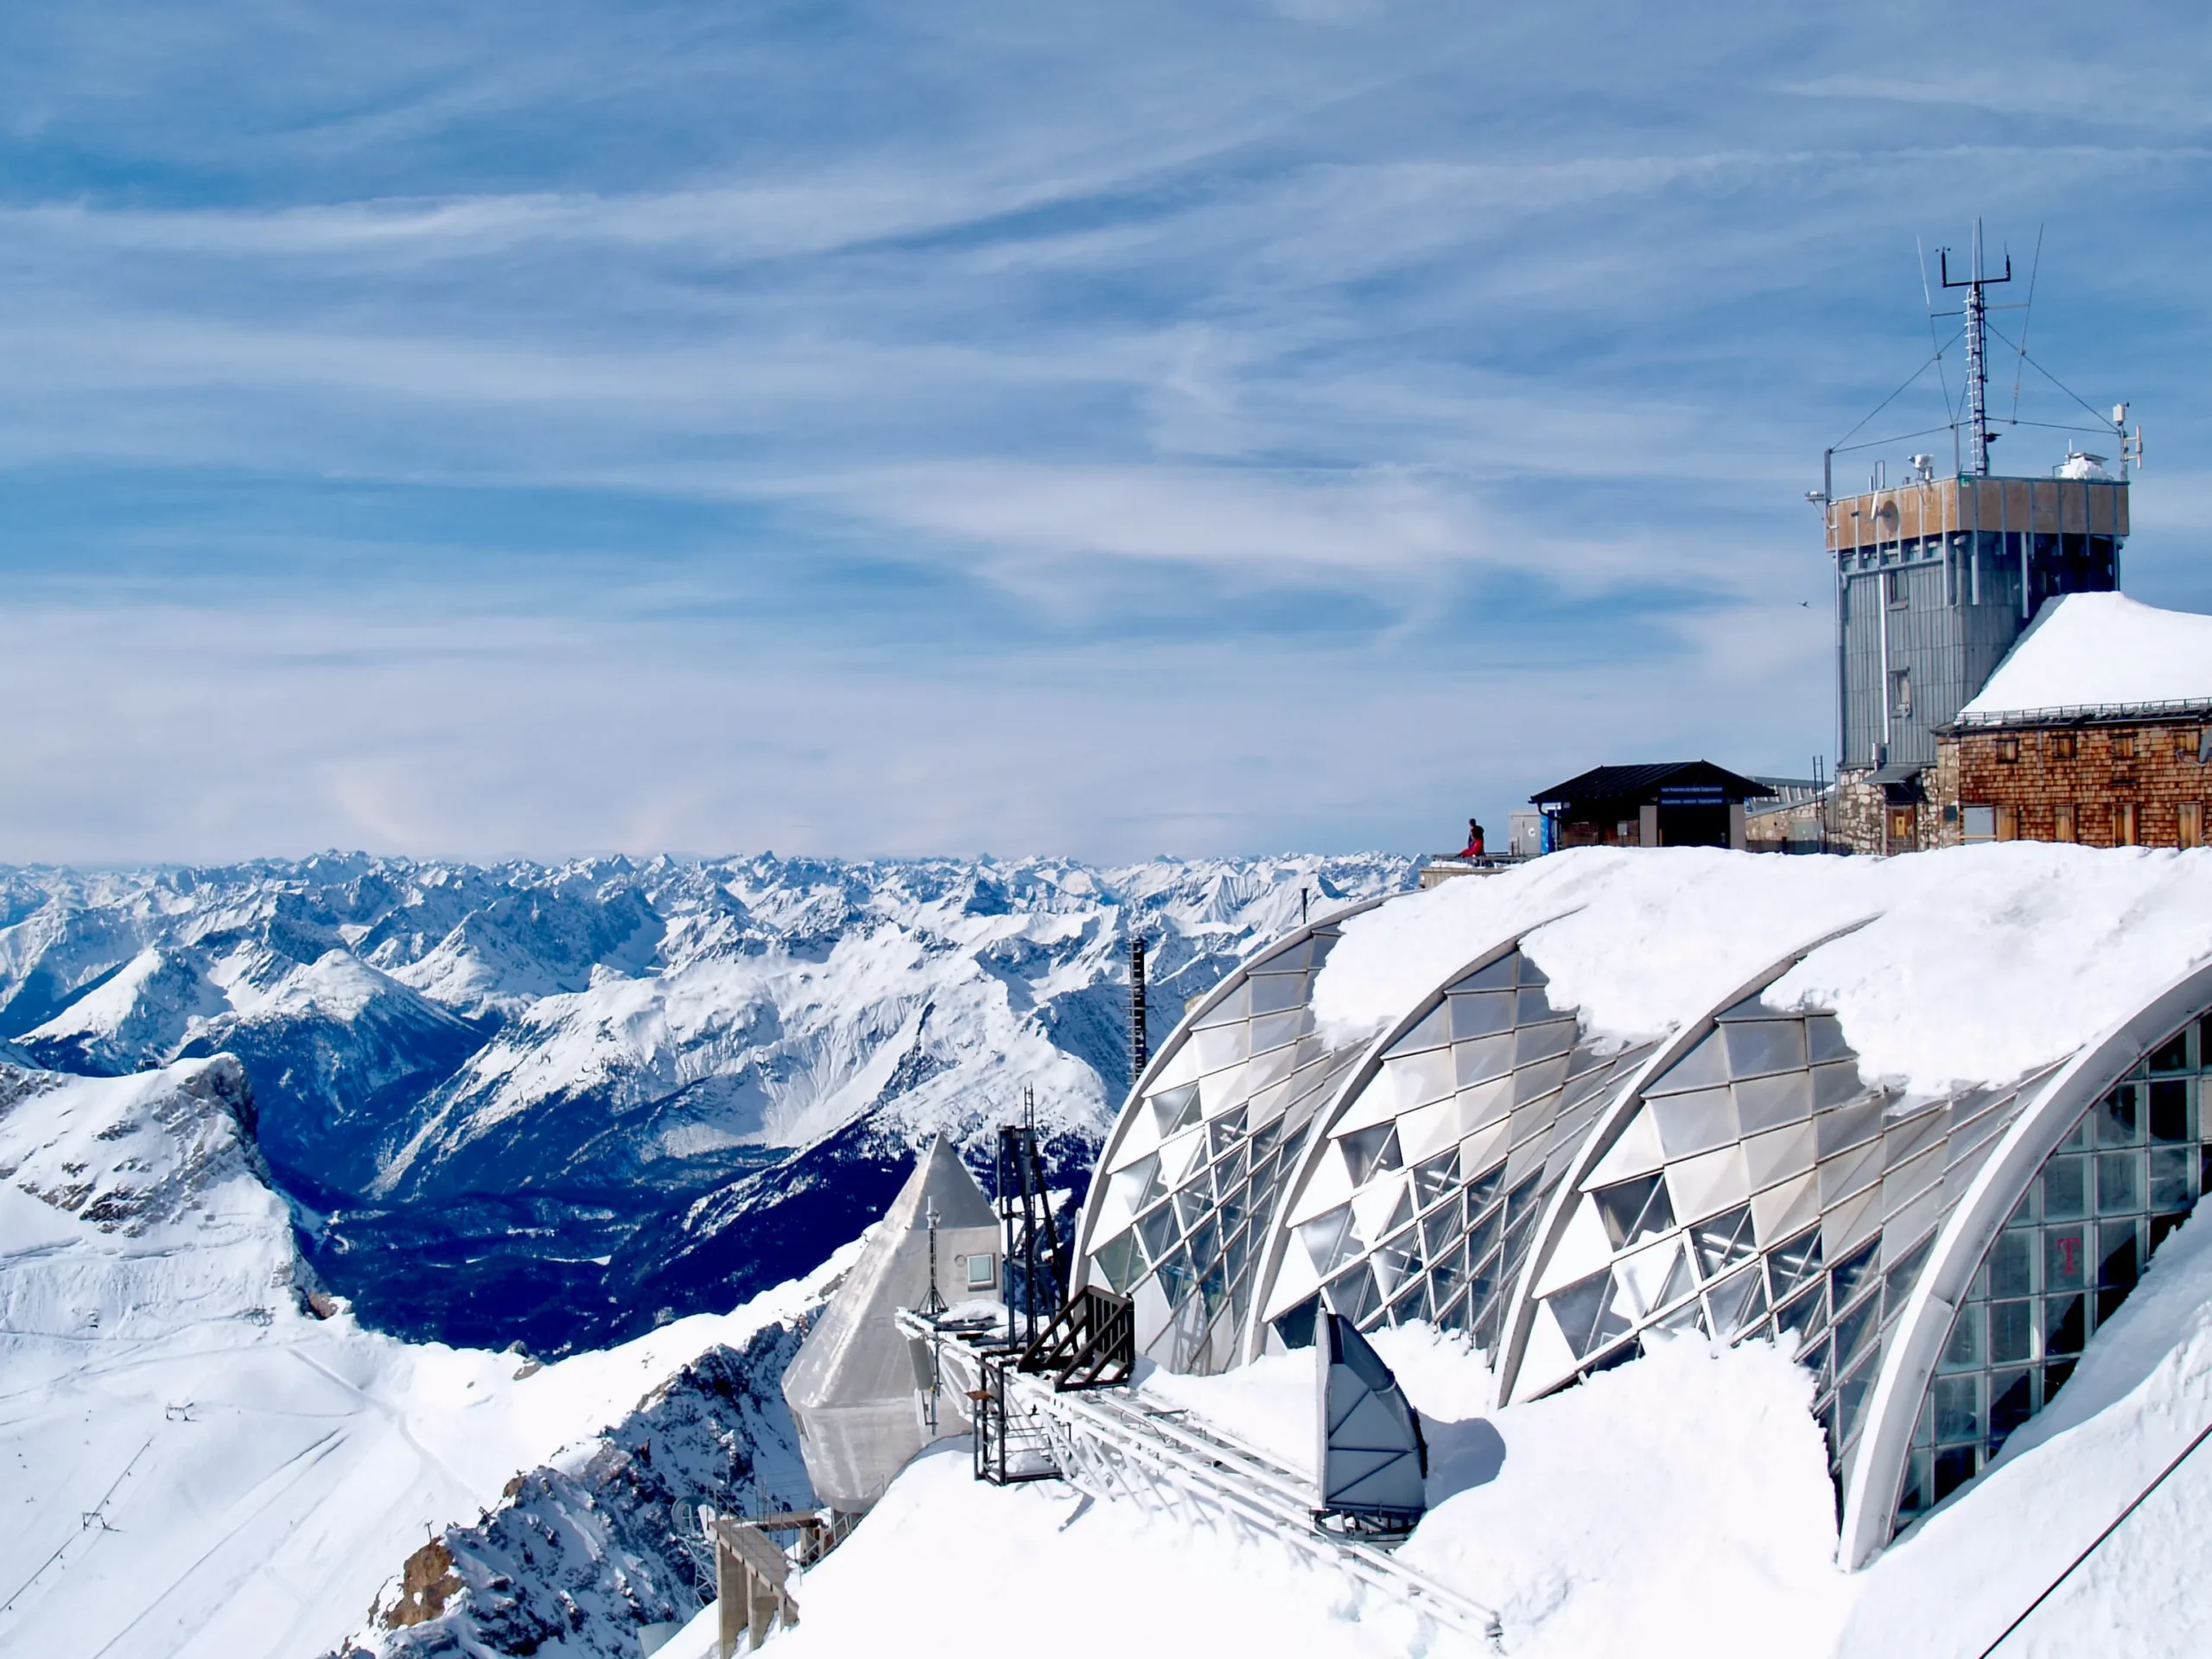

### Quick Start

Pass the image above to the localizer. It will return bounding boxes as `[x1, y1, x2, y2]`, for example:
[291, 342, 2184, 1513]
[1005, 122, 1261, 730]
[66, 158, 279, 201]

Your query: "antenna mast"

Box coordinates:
[1941, 220, 2012, 477]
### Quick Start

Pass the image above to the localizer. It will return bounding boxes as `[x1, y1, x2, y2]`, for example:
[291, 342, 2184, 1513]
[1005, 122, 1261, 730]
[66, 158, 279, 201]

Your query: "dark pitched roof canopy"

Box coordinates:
[1530, 760, 1770, 810]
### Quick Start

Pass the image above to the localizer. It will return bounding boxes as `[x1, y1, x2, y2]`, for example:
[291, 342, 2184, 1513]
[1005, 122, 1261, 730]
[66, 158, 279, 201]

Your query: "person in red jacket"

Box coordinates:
[1459, 818, 1485, 858]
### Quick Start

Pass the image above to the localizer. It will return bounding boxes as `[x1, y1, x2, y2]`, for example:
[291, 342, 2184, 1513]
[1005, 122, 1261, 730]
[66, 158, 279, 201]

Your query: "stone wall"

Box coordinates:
[1933, 719, 2212, 848]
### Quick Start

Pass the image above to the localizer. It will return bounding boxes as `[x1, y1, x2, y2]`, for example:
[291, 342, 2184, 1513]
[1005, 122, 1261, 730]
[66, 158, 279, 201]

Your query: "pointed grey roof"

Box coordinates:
[781, 1135, 1001, 1510]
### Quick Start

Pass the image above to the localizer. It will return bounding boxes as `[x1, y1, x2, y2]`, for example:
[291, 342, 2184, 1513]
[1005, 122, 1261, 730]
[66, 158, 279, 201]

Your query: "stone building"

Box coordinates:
[1826, 464, 2133, 855]
[1921, 592, 2212, 850]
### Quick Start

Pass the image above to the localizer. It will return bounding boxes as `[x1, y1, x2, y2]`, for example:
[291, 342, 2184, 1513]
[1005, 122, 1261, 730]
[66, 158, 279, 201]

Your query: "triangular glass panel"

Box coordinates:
[1706, 1262, 1765, 1338]
[1413, 1148, 1459, 1209]
[1341, 1124, 1405, 1185]
[1297, 1205, 1360, 1275]
[1094, 1230, 1141, 1294]
[1421, 1199, 1463, 1258]
[1595, 1173, 1675, 1249]
[1384, 1185, 1416, 1239]
[1465, 1161, 1507, 1212]
[1656, 1244, 1698, 1312]
[1691, 1205, 1756, 1277]
[1767, 1226, 1823, 1295]
[1152, 1084, 1203, 1136]
[1327, 1262, 1382, 1325]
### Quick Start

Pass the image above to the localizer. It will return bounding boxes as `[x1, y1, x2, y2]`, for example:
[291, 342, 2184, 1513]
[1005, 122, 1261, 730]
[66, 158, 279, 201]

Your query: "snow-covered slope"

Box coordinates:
[756, 1221, 2212, 1659]
[0, 854, 1410, 1351]
[0, 1051, 861, 1659]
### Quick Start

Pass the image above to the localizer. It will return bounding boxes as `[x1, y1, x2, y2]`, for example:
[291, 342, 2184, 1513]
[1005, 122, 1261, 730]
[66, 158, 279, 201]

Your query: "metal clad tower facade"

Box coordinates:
[1831, 473, 2127, 772]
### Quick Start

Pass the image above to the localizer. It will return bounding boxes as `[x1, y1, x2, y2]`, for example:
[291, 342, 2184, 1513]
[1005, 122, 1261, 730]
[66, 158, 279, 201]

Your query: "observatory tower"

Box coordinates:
[1823, 227, 2139, 854]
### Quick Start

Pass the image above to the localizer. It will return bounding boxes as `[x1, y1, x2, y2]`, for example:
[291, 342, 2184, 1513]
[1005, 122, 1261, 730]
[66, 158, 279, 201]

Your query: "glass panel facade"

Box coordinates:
[1891, 1027, 2212, 1535]
[1276, 947, 1653, 1357]
[1528, 996, 2039, 1498]
[1084, 913, 1377, 1372]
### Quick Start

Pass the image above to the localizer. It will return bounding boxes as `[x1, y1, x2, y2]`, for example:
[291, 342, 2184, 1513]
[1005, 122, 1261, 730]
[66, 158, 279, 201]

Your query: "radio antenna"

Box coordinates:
[2010, 223, 2044, 424]
[1940, 219, 2012, 476]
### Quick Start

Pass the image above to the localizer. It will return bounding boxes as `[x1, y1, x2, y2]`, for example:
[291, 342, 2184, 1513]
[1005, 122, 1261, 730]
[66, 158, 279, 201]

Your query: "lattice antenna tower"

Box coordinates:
[1940, 219, 2012, 477]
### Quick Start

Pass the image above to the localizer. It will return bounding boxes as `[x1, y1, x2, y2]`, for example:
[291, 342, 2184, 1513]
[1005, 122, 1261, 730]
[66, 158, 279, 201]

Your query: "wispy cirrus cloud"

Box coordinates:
[3, 1, 2210, 861]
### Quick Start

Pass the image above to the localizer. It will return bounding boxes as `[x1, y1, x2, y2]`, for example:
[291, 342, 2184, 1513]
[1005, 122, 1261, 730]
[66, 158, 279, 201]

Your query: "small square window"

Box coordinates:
[2053, 734, 2077, 761]
[1962, 805, 1997, 842]
[966, 1252, 997, 1291]
[1994, 736, 2019, 763]
[2177, 728, 2198, 758]
[2113, 732, 2138, 761]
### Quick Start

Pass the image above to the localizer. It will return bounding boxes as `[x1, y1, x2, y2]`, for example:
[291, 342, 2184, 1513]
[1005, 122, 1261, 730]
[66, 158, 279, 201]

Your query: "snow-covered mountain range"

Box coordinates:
[0, 1049, 855, 1659]
[0, 855, 1413, 1351]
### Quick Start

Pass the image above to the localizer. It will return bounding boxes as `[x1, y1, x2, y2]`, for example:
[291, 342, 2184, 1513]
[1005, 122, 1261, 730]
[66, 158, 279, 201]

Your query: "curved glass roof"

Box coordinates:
[1255, 942, 1653, 1362]
[1071, 884, 2212, 1571]
[1503, 983, 2049, 1503]
[1890, 1007, 2212, 1540]
[1077, 902, 1385, 1374]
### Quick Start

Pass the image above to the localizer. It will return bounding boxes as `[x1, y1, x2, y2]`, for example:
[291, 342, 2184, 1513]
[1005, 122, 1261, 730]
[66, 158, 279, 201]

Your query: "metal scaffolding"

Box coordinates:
[897, 1305, 1502, 1651]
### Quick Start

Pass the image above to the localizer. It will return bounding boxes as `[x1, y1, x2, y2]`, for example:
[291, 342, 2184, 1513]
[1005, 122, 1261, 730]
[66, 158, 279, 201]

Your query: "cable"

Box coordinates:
[1974, 1415, 2212, 1658]
[1830, 423, 1957, 458]
[1985, 321, 2113, 429]
[1828, 337, 1958, 451]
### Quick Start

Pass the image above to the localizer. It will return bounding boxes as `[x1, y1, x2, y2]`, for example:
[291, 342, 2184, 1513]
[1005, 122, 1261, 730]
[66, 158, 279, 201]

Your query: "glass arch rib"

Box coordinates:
[1891, 1012, 2212, 1535]
[1078, 909, 1375, 1374]
[1520, 995, 2045, 1499]
[1265, 945, 1653, 1361]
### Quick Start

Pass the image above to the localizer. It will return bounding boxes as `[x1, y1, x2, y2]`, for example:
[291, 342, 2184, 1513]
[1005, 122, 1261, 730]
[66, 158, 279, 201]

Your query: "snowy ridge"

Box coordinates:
[0, 1049, 865, 1659]
[0, 853, 1410, 1351]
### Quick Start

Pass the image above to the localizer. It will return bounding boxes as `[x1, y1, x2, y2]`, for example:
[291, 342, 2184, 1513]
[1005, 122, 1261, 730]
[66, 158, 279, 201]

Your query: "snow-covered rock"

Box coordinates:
[0, 1050, 863, 1659]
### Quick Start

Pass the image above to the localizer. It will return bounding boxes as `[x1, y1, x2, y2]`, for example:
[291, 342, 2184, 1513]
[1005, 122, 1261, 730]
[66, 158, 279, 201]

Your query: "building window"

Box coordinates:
[2180, 803, 2203, 850]
[1962, 805, 1997, 842]
[1892, 1062, 2211, 1534]
[1885, 569, 1907, 608]
[2177, 728, 2200, 759]
[2055, 804, 2076, 843]
[966, 1251, 997, 1291]
[1891, 671, 1912, 716]
[2113, 732, 2138, 761]
[2053, 733, 2077, 761]
[1995, 736, 2020, 764]
[2117, 802, 2139, 847]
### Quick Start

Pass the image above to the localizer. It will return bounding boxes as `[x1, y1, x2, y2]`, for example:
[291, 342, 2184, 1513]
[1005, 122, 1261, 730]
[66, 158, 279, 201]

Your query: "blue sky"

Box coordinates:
[5, 2, 2211, 864]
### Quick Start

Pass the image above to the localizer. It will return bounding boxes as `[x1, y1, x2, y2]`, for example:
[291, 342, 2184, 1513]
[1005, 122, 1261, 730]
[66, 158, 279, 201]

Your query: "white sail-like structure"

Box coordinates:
[783, 1135, 1000, 1512]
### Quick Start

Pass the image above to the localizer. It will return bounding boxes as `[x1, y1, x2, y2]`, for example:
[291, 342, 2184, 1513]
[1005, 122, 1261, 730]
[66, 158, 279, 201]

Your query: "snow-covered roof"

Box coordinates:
[1958, 591, 2212, 723]
[1077, 843, 2212, 1573]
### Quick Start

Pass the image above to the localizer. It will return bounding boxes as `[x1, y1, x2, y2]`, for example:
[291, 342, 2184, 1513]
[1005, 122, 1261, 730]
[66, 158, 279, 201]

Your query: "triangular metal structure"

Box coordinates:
[782, 1135, 1000, 1511]
[1316, 1312, 1427, 1534]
